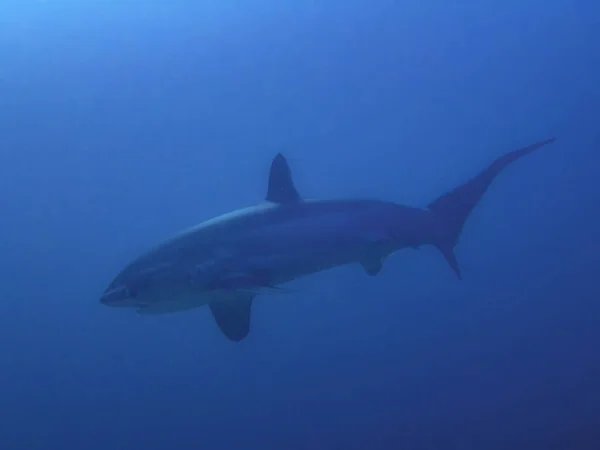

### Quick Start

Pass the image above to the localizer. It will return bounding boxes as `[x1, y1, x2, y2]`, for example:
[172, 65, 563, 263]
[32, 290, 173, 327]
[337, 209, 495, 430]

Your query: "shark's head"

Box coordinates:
[100, 246, 195, 309]
[99, 267, 165, 309]
[99, 262, 211, 312]
[100, 271, 238, 316]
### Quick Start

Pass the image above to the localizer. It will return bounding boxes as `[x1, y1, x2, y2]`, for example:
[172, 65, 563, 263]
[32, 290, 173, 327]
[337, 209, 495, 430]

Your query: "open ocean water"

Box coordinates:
[1, 1, 599, 449]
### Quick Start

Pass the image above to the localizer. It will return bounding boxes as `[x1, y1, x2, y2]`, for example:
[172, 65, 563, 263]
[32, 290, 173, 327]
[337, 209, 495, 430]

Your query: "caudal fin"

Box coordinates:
[428, 138, 556, 279]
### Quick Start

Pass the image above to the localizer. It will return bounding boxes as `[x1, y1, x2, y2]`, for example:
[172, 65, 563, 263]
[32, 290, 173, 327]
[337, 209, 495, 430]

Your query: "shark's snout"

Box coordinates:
[100, 285, 138, 307]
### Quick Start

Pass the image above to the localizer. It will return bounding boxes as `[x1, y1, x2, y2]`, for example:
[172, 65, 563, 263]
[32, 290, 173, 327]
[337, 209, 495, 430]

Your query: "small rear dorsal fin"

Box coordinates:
[266, 153, 302, 204]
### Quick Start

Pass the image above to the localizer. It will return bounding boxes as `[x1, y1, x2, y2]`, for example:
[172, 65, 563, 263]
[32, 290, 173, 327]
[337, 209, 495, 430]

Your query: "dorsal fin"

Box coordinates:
[266, 153, 302, 204]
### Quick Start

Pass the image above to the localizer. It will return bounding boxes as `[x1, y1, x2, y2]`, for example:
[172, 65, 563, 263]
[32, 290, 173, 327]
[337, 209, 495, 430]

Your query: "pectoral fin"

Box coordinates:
[208, 293, 255, 342]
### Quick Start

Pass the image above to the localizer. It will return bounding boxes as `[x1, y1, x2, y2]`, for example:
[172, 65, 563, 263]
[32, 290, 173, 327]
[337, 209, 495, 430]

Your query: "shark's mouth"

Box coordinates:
[100, 285, 140, 307]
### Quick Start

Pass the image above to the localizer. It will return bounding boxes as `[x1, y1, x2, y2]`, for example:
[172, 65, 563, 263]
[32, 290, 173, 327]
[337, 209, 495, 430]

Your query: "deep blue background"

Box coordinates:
[1, 1, 599, 448]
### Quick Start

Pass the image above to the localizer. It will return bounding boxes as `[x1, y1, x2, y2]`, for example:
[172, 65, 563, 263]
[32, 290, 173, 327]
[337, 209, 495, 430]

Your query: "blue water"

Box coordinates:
[1, 1, 599, 448]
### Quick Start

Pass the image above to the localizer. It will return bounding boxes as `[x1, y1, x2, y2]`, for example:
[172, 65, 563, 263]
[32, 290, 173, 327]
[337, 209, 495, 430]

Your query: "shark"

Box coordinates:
[100, 138, 556, 341]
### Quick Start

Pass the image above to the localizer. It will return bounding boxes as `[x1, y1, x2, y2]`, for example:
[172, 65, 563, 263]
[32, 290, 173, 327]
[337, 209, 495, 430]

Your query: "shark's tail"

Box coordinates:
[428, 138, 556, 279]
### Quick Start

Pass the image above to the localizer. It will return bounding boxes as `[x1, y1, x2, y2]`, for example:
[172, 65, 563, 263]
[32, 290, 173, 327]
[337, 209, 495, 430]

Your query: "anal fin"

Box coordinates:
[209, 294, 254, 342]
[360, 256, 383, 276]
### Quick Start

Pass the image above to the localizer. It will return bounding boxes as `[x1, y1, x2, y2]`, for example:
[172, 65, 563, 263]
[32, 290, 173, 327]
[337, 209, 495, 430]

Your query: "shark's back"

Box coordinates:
[132, 198, 402, 267]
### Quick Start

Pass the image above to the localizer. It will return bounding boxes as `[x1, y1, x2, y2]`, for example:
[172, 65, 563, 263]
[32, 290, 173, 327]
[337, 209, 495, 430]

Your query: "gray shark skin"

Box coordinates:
[100, 138, 556, 341]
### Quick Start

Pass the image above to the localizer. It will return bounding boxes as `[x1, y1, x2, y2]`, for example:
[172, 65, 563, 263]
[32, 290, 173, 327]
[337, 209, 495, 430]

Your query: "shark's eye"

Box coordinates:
[126, 287, 138, 298]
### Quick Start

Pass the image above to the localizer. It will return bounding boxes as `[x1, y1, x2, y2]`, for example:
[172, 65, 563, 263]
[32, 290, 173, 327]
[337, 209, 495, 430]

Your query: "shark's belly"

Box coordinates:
[135, 288, 250, 314]
[258, 242, 362, 283]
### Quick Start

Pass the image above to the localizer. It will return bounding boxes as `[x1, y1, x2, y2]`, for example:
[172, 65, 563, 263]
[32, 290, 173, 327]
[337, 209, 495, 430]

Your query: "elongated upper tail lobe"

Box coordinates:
[428, 138, 556, 279]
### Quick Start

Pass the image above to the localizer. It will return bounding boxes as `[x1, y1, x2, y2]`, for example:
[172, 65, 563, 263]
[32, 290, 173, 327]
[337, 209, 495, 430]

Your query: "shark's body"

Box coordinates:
[101, 138, 556, 341]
